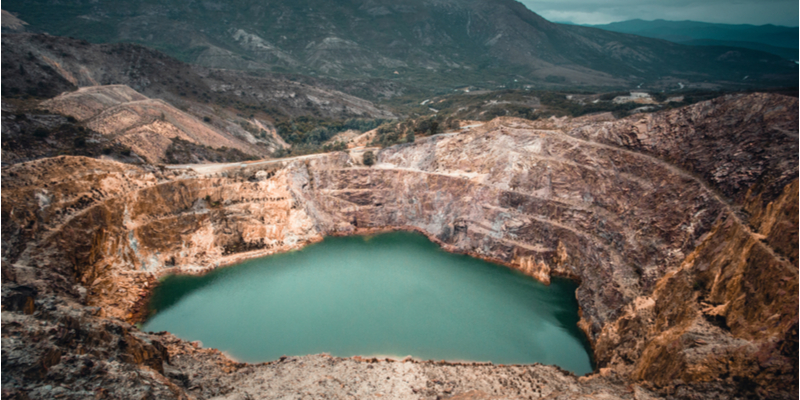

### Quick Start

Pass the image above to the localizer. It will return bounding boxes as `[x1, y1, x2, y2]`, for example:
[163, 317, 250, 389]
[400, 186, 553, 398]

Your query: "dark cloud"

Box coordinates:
[520, 0, 799, 26]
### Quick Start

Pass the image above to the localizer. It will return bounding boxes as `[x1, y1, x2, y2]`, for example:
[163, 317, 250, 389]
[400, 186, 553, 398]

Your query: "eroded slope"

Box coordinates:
[41, 85, 270, 163]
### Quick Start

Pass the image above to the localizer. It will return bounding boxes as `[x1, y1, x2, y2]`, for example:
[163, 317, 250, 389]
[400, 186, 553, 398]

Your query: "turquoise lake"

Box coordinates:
[142, 231, 593, 375]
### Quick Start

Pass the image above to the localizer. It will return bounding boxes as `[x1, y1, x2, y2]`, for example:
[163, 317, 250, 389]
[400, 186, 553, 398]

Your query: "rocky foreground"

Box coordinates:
[2, 93, 798, 399]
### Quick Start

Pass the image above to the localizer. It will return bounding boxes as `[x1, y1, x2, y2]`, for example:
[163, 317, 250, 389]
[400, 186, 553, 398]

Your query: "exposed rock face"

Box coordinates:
[2, 93, 797, 399]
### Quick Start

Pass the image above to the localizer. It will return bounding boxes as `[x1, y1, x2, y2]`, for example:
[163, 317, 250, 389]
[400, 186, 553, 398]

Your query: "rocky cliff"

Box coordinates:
[2, 93, 797, 399]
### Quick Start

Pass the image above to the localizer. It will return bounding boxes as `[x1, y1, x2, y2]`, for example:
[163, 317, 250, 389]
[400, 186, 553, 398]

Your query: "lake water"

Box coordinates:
[142, 231, 593, 375]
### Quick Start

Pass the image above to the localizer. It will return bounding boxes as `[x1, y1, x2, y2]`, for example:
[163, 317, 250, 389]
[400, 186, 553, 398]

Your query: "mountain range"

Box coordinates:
[585, 19, 799, 62]
[3, 0, 797, 92]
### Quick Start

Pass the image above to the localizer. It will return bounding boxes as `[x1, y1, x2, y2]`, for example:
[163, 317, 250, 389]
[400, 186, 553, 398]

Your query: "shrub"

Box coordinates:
[204, 194, 221, 207]
[273, 148, 289, 158]
[33, 127, 50, 139]
[363, 150, 376, 166]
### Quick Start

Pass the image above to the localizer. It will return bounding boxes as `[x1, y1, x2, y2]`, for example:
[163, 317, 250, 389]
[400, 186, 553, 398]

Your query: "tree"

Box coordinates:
[33, 127, 50, 139]
[430, 121, 439, 135]
[406, 130, 415, 143]
[363, 150, 375, 166]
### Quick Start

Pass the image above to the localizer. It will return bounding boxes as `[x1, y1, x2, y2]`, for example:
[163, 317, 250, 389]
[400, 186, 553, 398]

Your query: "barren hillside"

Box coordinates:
[40, 85, 273, 163]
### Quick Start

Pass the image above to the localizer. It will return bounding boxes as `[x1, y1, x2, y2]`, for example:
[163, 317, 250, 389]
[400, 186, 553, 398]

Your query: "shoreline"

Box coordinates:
[125, 225, 596, 373]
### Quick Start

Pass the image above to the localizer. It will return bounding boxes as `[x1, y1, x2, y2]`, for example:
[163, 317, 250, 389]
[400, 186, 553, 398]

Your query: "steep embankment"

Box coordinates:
[1, 93, 797, 399]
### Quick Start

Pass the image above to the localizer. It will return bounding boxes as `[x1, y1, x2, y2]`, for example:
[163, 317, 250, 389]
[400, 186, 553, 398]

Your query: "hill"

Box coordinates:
[39, 85, 272, 163]
[1, 33, 395, 119]
[3, 0, 797, 91]
[2, 32, 398, 162]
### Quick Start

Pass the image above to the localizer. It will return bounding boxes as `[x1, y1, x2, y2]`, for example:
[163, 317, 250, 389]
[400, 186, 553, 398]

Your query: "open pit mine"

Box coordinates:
[1, 92, 798, 399]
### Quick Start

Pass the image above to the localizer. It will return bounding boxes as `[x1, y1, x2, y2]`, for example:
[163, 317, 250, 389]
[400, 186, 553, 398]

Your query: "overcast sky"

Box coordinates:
[520, 0, 799, 26]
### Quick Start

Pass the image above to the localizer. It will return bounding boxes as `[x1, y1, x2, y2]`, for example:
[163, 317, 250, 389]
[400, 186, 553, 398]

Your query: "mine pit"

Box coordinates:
[142, 231, 594, 375]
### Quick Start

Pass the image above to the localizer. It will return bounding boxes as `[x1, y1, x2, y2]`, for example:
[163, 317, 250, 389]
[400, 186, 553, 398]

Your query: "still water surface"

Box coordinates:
[143, 231, 593, 375]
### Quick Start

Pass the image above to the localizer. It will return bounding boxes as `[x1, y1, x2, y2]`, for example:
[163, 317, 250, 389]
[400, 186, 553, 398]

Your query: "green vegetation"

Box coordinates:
[362, 151, 375, 166]
[369, 117, 442, 148]
[271, 117, 387, 158]
[272, 141, 348, 158]
[0, 104, 145, 163]
[165, 137, 258, 164]
[237, 120, 268, 139]
[536, 92, 641, 118]
[275, 117, 387, 144]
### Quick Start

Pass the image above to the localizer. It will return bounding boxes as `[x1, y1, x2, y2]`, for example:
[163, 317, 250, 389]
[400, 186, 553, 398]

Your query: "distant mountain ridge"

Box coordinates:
[585, 19, 798, 61]
[678, 39, 797, 62]
[3, 0, 797, 91]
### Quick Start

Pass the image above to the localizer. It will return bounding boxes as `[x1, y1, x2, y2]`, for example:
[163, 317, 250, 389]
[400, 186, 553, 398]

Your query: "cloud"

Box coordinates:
[519, 0, 799, 26]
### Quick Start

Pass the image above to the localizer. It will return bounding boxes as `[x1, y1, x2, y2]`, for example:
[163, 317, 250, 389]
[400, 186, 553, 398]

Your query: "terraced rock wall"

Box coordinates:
[2, 93, 797, 399]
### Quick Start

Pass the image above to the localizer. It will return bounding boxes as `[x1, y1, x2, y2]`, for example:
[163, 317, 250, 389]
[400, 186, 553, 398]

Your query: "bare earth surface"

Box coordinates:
[1, 93, 797, 399]
[41, 85, 269, 163]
